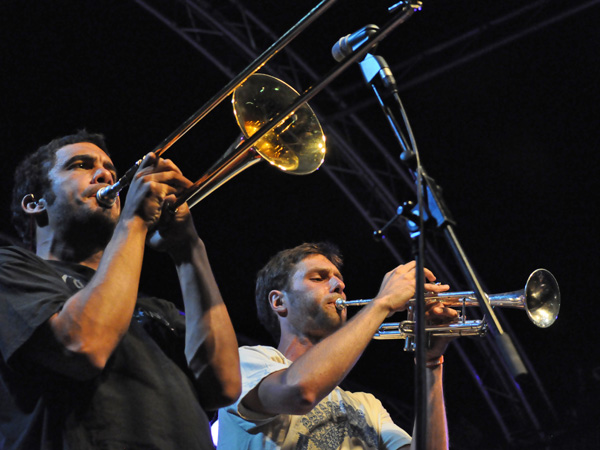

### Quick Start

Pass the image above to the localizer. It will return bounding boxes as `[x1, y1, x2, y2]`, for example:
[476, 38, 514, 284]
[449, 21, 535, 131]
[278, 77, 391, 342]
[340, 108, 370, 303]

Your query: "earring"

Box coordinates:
[22, 194, 40, 211]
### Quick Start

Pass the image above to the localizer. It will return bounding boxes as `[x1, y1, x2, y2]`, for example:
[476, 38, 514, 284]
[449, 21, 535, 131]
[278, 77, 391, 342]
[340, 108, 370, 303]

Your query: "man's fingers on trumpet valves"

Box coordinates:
[425, 298, 460, 325]
[424, 281, 451, 294]
[423, 281, 457, 325]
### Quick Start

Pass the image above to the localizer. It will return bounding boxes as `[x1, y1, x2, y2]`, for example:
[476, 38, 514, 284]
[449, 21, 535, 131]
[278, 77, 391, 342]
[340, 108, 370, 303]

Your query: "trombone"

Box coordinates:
[95, 1, 423, 208]
[335, 269, 560, 348]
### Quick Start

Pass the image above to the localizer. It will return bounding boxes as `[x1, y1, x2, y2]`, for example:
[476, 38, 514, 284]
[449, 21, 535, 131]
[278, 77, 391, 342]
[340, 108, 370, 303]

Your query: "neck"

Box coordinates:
[277, 329, 323, 361]
[35, 228, 105, 270]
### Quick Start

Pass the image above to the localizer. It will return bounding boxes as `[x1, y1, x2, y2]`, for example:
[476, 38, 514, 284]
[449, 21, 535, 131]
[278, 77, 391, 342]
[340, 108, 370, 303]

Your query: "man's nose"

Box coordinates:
[92, 167, 114, 185]
[330, 276, 345, 294]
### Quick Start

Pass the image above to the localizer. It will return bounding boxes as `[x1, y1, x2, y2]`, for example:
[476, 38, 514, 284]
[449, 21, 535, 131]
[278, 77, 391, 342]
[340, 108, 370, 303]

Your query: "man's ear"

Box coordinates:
[21, 194, 47, 215]
[269, 290, 288, 318]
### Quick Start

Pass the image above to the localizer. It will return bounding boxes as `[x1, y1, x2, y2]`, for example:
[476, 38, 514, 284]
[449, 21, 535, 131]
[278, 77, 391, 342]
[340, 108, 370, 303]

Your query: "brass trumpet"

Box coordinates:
[335, 269, 560, 343]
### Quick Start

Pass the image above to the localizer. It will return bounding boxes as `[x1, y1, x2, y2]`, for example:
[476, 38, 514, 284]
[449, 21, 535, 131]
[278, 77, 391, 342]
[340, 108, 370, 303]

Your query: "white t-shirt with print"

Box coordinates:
[217, 345, 411, 450]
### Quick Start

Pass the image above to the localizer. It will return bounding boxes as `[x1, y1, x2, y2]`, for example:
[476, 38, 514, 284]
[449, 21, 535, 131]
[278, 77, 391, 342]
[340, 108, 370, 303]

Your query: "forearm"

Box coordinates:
[173, 238, 241, 409]
[410, 364, 449, 450]
[261, 300, 390, 414]
[49, 217, 147, 371]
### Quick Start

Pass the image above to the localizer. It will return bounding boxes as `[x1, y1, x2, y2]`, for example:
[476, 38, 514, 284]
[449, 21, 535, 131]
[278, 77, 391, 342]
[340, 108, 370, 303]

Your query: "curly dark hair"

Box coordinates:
[255, 242, 343, 343]
[11, 130, 108, 247]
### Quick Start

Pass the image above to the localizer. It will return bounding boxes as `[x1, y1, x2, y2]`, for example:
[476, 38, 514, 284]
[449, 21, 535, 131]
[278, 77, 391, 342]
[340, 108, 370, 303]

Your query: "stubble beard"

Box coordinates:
[289, 290, 344, 341]
[51, 200, 118, 262]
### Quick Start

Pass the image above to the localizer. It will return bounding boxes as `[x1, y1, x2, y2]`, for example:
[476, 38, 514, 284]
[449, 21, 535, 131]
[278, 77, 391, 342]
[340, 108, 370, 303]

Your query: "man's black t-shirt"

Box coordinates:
[0, 246, 214, 449]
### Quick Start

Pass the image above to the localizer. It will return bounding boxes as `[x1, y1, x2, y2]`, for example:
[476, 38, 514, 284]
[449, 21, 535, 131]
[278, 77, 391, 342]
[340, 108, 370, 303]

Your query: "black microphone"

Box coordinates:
[331, 24, 380, 62]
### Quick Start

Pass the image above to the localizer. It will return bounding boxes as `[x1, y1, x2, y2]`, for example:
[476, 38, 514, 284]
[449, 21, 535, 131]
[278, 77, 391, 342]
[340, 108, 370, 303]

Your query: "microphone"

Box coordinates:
[331, 24, 379, 62]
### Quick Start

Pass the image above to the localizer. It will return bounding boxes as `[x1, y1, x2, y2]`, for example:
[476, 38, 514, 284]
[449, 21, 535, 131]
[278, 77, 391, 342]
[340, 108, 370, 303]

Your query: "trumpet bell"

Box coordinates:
[233, 74, 326, 174]
[525, 268, 560, 328]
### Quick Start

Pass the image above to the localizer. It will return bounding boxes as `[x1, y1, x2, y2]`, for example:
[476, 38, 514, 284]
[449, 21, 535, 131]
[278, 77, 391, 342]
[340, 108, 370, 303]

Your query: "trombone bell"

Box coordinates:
[179, 74, 327, 209]
[233, 74, 326, 175]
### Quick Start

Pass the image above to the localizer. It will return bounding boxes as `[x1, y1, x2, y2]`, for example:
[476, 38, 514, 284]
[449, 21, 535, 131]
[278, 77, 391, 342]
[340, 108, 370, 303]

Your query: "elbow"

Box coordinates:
[224, 376, 243, 405]
[266, 370, 323, 414]
[80, 347, 110, 373]
[226, 362, 243, 404]
[53, 331, 112, 379]
[60, 338, 111, 379]
[198, 369, 242, 410]
[48, 313, 116, 379]
[212, 372, 243, 408]
[287, 382, 321, 415]
[37, 339, 109, 381]
[212, 380, 242, 409]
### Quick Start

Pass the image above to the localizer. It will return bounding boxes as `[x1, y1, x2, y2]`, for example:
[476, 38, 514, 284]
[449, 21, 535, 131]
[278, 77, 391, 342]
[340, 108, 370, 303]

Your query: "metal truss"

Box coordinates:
[130, 0, 592, 445]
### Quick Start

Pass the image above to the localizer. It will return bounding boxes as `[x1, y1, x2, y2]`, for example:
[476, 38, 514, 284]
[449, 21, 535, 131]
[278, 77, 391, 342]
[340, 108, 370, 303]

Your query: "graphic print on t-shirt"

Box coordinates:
[296, 399, 378, 449]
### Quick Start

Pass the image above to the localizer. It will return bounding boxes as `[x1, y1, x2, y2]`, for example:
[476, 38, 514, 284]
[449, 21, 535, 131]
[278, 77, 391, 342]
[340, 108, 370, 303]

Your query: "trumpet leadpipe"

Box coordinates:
[335, 298, 371, 310]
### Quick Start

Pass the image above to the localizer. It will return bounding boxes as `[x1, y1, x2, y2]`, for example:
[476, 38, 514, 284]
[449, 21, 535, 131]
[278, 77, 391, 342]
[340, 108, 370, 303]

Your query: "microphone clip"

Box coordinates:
[358, 53, 398, 96]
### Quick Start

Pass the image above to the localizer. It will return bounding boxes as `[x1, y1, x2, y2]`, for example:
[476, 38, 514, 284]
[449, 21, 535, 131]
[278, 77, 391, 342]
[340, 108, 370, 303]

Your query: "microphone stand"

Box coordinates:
[358, 50, 528, 449]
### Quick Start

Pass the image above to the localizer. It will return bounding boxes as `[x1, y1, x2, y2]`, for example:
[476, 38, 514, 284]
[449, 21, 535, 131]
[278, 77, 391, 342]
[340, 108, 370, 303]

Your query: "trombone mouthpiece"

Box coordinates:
[96, 157, 143, 208]
[335, 299, 346, 310]
[96, 185, 118, 208]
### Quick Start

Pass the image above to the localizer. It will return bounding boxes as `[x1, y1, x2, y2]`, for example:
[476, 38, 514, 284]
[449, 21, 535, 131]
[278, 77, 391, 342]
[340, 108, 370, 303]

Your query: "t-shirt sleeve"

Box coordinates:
[232, 345, 290, 422]
[0, 248, 73, 365]
[378, 399, 412, 449]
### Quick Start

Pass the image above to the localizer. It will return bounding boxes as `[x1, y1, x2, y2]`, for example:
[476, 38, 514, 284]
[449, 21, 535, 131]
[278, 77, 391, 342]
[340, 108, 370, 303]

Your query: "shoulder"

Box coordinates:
[221, 346, 289, 423]
[0, 245, 41, 265]
[239, 345, 292, 372]
[0, 246, 62, 278]
[238, 345, 290, 390]
[239, 345, 287, 362]
[0, 246, 69, 289]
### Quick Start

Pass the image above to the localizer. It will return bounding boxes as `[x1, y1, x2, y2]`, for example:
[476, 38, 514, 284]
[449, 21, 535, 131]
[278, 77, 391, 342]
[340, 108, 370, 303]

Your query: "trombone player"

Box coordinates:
[218, 242, 457, 449]
[0, 130, 241, 449]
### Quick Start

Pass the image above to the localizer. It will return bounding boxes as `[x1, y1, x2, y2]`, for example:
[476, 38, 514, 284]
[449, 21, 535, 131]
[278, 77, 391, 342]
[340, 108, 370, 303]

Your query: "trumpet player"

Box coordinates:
[218, 242, 457, 449]
[0, 130, 241, 449]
